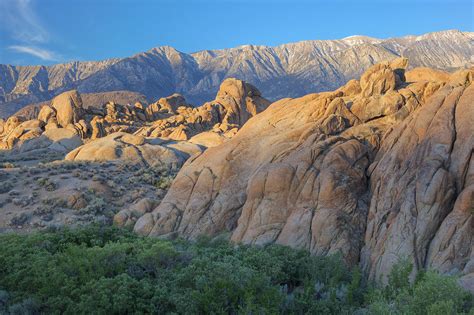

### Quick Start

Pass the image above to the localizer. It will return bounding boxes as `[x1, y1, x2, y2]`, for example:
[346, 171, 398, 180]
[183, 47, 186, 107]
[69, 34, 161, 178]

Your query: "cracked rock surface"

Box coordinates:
[134, 59, 473, 290]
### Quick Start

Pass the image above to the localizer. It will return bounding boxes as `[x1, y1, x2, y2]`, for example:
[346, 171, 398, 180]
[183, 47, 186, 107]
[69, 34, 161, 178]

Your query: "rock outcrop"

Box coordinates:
[0, 79, 269, 155]
[145, 94, 188, 120]
[51, 90, 84, 128]
[135, 78, 270, 141]
[360, 69, 474, 285]
[0, 90, 154, 151]
[65, 132, 203, 167]
[17, 128, 83, 154]
[405, 67, 450, 83]
[133, 60, 473, 290]
[0, 117, 45, 149]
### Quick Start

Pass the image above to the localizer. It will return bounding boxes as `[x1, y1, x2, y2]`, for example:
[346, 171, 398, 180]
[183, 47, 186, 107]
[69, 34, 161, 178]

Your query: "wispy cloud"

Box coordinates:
[0, 0, 49, 43]
[8, 45, 59, 61]
[1, 0, 63, 63]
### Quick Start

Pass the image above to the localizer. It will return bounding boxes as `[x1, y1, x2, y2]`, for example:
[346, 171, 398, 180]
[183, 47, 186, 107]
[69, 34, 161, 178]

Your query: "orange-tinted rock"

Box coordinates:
[133, 61, 473, 292]
[360, 72, 473, 285]
[51, 90, 84, 128]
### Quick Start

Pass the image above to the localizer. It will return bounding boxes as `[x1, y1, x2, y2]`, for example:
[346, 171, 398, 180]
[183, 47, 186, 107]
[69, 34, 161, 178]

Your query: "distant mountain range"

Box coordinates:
[1, 29, 472, 118]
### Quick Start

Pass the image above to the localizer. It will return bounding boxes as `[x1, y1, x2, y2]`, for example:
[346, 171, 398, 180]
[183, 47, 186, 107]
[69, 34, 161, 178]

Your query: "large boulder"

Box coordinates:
[3, 116, 22, 134]
[360, 57, 408, 97]
[15, 127, 83, 153]
[132, 62, 418, 262]
[90, 116, 106, 140]
[51, 90, 84, 128]
[114, 198, 159, 228]
[133, 89, 385, 265]
[188, 131, 228, 147]
[146, 93, 188, 120]
[37, 105, 56, 123]
[216, 78, 271, 126]
[350, 90, 405, 122]
[1, 119, 43, 149]
[65, 132, 204, 167]
[405, 67, 450, 83]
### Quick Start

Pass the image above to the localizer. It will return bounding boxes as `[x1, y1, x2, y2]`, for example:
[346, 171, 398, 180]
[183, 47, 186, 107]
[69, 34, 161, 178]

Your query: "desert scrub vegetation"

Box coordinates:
[126, 162, 177, 189]
[36, 177, 57, 191]
[0, 149, 64, 165]
[77, 193, 109, 216]
[0, 225, 472, 314]
[0, 181, 13, 194]
[365, 259, 473, 315]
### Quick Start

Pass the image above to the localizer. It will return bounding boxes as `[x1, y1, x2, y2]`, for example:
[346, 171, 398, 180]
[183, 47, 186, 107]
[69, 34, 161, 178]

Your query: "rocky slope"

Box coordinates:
[0, 78, 270, 232]
[130, 59, 473, 290]
[1, 30, 472, 118]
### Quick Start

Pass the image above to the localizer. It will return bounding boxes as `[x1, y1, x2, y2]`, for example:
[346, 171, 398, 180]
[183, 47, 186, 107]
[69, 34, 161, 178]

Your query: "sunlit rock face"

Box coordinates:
[133, 59, 473, 290]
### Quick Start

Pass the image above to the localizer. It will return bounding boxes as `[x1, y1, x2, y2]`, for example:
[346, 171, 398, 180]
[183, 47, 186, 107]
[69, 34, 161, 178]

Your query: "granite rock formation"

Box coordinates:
[0, 79, 269, 154]
[133, 59, 473, 290]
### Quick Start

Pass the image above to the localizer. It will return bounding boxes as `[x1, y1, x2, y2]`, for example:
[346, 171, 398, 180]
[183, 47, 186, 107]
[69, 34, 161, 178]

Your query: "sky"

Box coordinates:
[0, 0, 472, 66]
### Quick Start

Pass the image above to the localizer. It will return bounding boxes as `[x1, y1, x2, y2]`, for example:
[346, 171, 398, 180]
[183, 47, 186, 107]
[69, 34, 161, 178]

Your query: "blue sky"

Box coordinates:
[0, 0, 472, 65]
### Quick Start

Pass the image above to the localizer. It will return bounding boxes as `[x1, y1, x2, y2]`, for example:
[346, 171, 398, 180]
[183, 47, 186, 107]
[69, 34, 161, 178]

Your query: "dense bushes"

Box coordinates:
[0, 225, 472, 314]
[365, 258, 473, 314]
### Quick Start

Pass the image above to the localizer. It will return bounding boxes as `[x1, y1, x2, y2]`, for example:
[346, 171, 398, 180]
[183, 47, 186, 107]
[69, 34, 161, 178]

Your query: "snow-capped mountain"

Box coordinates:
[0, 30, 472, 117]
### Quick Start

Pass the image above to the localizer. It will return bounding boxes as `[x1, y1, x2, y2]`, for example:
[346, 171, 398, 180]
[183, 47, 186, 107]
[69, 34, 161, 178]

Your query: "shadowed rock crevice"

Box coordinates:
[360, 72, 473, 286]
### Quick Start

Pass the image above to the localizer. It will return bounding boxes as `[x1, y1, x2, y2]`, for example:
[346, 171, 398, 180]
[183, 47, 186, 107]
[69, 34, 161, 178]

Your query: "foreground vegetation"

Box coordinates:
[0, 225, 472, 314]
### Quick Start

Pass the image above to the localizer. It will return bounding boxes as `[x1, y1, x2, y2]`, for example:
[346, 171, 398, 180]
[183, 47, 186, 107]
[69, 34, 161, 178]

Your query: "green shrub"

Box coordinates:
[0, 181, 13, 194]
[79, 195, 108, 215]
[366, 260, 473, 315]
[385, 257, 413, 300]
[411, 271, 472, 315]
[8, 297, 40, 315]
[0, 226, 471, 314]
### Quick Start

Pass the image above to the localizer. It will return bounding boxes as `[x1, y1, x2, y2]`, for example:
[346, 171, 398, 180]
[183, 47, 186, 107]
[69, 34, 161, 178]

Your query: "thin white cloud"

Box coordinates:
[8, 45, 59, 61]
[1, 0, 65, 63]
[0, 0, 49, 43]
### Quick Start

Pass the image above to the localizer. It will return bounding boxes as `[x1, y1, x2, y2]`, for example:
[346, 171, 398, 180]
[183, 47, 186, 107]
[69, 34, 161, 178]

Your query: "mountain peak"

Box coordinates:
[342, 35, 380, 42]
[148, 46, 183, 55]
[235, 44, 267, 51]
[342, 35, 381, 46]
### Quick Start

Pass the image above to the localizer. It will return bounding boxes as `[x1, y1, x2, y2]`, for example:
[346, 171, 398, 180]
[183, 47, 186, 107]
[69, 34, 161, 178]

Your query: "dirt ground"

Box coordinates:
[0, 154, 175, 233]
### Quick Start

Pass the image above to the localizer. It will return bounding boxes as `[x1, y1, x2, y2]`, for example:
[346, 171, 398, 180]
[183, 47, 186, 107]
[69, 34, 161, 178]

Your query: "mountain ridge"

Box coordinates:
[1, 29, 472, 118]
